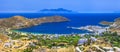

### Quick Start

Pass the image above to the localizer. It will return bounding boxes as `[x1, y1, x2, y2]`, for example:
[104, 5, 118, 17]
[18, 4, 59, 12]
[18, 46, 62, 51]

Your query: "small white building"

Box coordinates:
[78, 38, 88, 45]
[3, 42, 13, 48]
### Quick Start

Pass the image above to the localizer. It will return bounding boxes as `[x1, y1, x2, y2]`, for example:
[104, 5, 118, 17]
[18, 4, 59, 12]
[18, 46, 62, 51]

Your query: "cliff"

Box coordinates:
[0, 15, 69, 29]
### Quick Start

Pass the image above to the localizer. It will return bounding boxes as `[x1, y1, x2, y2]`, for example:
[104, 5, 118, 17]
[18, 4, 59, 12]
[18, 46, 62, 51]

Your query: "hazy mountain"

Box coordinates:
[38, 8, 77, 13]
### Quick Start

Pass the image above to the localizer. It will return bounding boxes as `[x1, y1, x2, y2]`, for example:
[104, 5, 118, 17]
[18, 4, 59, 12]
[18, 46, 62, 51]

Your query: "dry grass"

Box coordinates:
[33, 46, 75, 52]
[0, 33, 9, 42]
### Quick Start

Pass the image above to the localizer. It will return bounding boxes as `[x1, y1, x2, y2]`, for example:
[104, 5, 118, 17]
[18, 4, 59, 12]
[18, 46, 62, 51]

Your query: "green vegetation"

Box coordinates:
[6, 31, 120, 52]
[7, 32, 27, 40]
[102, 31, 120, 47]
[7, 31, 120, 48]
[23, 43, 38, 52]
[35, 35, 80, 48]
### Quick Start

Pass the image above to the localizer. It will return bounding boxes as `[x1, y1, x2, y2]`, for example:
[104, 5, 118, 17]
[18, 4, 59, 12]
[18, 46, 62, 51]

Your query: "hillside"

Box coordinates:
[109, 18, 120, 34]
[100, 17, 120, 35]
[0, 15, 69, 29]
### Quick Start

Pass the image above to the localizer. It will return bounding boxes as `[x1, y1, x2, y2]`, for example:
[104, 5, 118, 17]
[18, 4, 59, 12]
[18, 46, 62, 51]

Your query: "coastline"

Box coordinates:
[9, 29, 90, 36]
[10, 29, 48, 35]
[9, 25, 109, 36]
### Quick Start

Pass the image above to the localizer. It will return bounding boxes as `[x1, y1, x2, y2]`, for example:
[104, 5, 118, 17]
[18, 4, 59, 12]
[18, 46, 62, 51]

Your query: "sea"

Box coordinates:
[0, 13, 120, 34]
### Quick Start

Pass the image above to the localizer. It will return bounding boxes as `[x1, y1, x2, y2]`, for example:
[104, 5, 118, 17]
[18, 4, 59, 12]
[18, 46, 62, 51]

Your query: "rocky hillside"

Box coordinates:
[109, 18, 120, 34]
[0, 15, 69, 29]
[0, 34, 9, 42]
[100, 17, 120, 35]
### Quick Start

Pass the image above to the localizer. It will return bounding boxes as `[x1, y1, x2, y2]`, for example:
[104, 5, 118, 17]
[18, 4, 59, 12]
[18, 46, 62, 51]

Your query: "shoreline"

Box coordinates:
[9, 25, 109, 36]
[10, 29, 91, 35]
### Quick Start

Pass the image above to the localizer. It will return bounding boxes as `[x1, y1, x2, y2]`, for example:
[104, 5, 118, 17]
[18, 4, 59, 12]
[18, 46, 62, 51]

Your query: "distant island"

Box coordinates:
[38, 8, 77, 13]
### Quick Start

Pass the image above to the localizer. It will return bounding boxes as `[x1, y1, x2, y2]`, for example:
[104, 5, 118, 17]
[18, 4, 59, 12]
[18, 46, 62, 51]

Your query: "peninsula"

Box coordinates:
[100, 21, 113, 25]
[0, 15, 69, 29]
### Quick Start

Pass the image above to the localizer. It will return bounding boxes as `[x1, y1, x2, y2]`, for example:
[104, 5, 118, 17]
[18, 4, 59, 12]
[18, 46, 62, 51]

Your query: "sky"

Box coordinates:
[0, 0, 120, 13]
